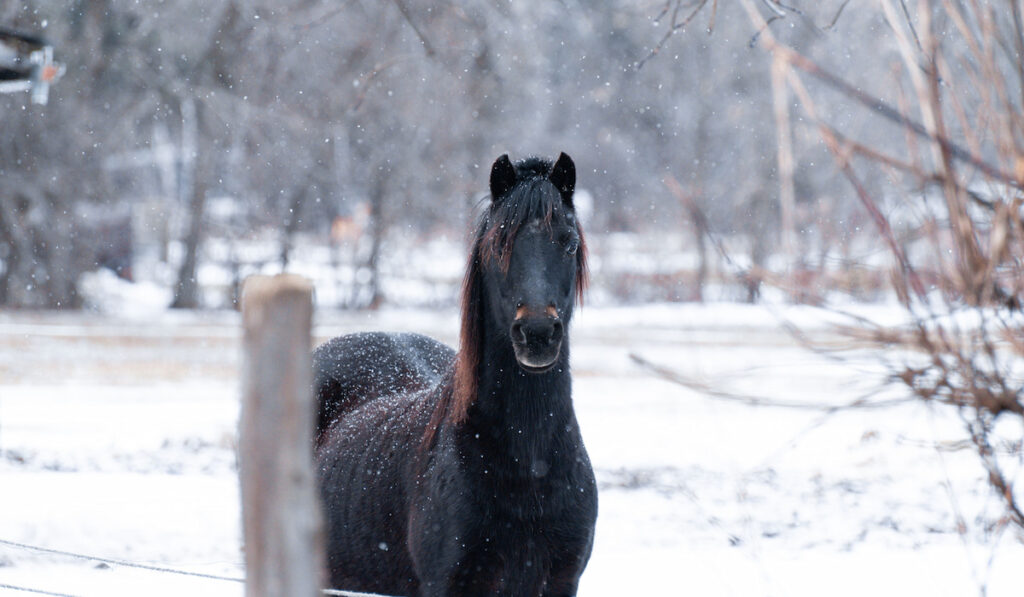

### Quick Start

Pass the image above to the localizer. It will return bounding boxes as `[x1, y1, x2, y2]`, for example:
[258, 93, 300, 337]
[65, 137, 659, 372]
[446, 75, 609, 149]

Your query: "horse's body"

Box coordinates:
[315, 153, 597, 597]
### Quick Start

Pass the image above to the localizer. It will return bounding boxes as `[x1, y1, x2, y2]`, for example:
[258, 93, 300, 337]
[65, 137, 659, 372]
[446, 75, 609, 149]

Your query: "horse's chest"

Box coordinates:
[454, 426, 595, 536]
[474, 467, 582, 526]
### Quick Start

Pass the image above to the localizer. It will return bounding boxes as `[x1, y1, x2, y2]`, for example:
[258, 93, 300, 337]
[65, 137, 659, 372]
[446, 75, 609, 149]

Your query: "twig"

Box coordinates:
[636, 0, 711, 70]
[782, 67, 928, 300]
[629, 353, 912, 412]
[794, 49, 1020, 189]
[1011, 1, 1024, 111]
[772, 54, 797, 261]
[898, 0, 924, 53]
[652, 0, 673, 23]
[662, 175, 739, 268]
[390, 0, 435, 57]
[823, 0, 853, 31]
[759, 0, 788, 18]
[748, 15, 783, 48]
[350, 56, 408, 112]
[290, 0, 358, 32]
[740, 6, 1024, 192]
[967, 415, 1024, 528]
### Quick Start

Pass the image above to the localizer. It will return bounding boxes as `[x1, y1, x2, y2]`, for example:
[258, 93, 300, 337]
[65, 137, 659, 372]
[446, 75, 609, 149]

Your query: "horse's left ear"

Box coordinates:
[549, 152, 575, 207]
[490, 154, 517, 201]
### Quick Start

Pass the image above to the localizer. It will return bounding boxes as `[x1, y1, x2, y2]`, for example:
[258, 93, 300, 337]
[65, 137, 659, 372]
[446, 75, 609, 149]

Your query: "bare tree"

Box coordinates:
[6, 0, 1008, 313]
[650, 0, 1024, 535]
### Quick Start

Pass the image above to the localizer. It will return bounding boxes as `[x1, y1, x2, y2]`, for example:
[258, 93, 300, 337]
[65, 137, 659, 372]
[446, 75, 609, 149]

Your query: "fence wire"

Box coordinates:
[0, 582, 78, 597]
[0, 537, 400, 597]
[0, 538, 244, 583]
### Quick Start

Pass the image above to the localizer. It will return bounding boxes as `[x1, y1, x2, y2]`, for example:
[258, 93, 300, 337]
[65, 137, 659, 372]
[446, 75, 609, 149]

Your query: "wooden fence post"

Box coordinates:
[240, 274, 324, 597]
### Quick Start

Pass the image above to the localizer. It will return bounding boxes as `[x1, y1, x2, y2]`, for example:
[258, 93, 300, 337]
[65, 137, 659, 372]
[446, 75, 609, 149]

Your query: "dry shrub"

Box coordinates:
[742, 0, 1024, 534]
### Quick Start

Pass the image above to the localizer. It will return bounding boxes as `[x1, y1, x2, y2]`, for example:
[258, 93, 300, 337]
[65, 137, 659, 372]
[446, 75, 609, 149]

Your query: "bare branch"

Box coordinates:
[784, 48, 1022, 190]
[350, 56, 409, 112]
[1011, 0, 1024, 111]
[652, 0, 673, 24]
[823, 0, 853, 31]
[290, 1, 358, 33]
[636, 0, 711, 70]
[759, 0, 788, 18]
[708, 0, 719, 33]
[390, 0, 435, 57]
[737, 0, 1024, 537]
[898, 0, 924, 53]
[783, 67, 928, 300]
[772, 54, 796, 263]
[662, 175, 739, 269]
[748, 15, 783, 48]
[630, 353, 912, 411]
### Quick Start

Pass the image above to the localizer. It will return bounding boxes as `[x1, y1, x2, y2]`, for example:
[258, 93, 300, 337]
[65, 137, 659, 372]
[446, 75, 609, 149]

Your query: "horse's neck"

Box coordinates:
[460, 326, 576, 470]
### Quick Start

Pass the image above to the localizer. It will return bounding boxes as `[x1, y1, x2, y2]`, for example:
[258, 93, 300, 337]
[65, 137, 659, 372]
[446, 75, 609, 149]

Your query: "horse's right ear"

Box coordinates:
[549, 152, 576, 207]
[490, 154, 516, 201]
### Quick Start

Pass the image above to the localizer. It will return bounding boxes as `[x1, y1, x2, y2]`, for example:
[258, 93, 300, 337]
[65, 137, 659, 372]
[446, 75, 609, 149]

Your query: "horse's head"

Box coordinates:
[475, 152, 587, 374]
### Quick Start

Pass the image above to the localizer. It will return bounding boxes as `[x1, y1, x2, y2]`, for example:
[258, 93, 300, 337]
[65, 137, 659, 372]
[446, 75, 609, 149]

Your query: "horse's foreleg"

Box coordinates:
[542, 572, 582, 597]
[540, 543, 593, 597]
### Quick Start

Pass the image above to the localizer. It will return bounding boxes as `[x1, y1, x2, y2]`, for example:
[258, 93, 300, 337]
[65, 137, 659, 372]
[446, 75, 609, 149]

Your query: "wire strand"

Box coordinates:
[0, 538, 243, 584]
[0, 537, 402, 597]
[0, 582, 79, 597]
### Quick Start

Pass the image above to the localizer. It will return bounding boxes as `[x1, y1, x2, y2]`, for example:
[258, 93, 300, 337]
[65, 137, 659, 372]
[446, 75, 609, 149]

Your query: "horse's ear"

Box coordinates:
[549, 152, 575, 206]
[490, 154, 516, 201]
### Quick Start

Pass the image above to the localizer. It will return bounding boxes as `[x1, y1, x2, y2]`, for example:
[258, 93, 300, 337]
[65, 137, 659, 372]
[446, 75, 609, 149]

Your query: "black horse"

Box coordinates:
[314, 152, 597, 596]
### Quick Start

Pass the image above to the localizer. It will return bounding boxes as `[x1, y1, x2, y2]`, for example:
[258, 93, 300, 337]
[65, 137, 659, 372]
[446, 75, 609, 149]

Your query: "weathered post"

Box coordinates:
[239, 274, 323, 597]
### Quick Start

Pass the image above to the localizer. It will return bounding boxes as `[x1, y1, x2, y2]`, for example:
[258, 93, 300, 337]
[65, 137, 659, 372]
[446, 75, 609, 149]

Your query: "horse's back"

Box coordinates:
[313, 331, 454, 445]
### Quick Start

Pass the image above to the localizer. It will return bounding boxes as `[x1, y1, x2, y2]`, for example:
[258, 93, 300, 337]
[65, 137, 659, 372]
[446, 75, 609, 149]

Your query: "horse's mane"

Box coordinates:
[422, 157, 588, 449]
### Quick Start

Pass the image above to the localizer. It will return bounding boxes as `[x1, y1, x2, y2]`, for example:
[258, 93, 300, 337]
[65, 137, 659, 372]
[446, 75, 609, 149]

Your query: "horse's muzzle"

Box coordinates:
[510, 315, 563, 373]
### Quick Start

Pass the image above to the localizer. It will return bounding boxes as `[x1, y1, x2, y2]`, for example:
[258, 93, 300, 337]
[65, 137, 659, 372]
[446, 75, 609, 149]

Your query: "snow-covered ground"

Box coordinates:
[1, 304, 1022, 596]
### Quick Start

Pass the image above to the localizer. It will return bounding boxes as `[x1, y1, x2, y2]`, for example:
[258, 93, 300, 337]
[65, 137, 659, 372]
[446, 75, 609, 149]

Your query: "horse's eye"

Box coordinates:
[566, 239, 579, 256]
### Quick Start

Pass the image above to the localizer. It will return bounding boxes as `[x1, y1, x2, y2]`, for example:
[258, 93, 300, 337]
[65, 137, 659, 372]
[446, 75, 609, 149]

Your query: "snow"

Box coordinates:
[78, 269, 173, 318]
[1, 304, 1022, 596]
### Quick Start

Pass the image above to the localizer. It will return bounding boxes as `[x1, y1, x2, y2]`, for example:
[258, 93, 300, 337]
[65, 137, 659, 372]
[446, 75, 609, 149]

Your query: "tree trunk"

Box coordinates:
[280, 187, 307, 270]
[365, 172, 386, 310]
[171, 106, 208, 310]
[0, 197, 18, 306]
[41, 202, 81, 309]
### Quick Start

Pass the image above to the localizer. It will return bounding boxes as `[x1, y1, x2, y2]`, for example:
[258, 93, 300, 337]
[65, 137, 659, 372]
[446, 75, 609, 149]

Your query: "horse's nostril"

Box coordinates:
[511, 321, 526, 344]
[551, 320, 564, 344]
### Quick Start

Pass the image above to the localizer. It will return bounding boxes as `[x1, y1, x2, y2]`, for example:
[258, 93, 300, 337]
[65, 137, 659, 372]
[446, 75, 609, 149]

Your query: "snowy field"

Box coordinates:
[1, 303, 1022, 597]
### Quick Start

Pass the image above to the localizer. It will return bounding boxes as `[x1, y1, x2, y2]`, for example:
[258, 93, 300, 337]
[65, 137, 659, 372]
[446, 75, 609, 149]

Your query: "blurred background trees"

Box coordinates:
[0, 0, 1017, 311]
